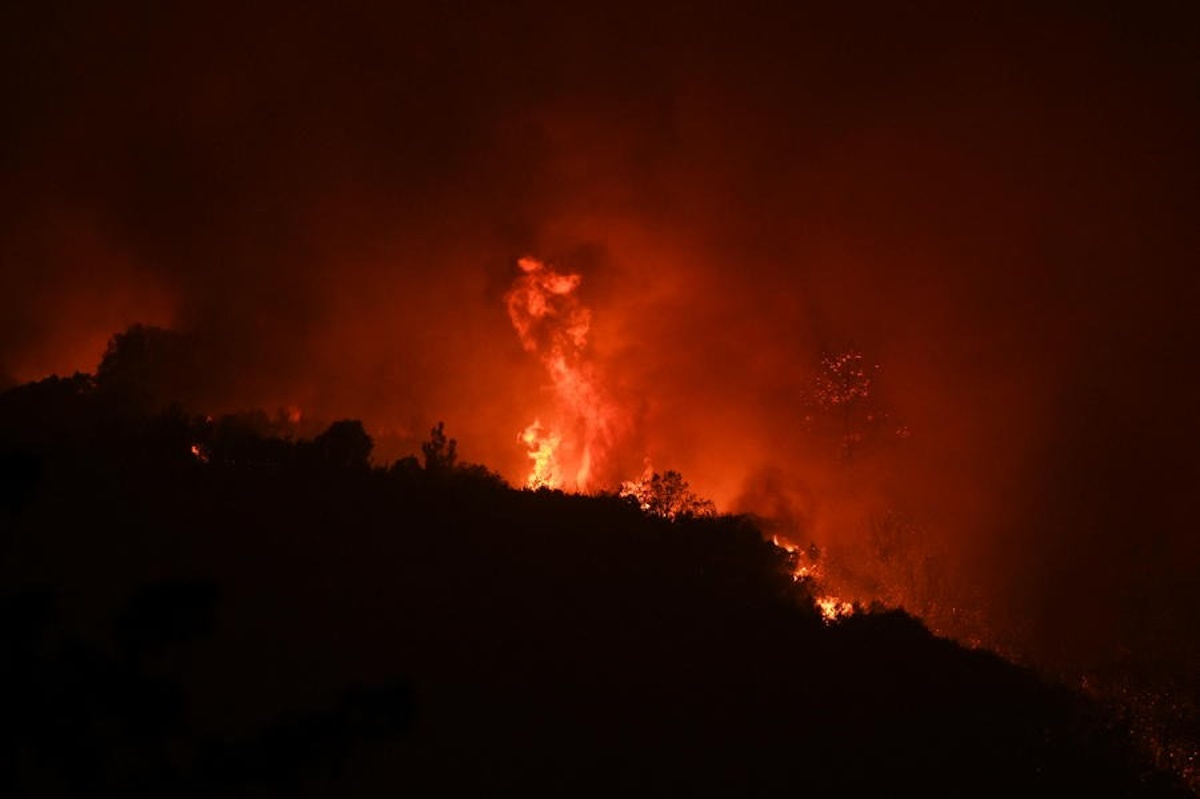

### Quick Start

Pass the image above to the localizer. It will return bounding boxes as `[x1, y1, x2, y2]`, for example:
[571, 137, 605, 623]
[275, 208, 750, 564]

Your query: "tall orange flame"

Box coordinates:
[520, 419, 562, 490]
[505, 256, 614, 492]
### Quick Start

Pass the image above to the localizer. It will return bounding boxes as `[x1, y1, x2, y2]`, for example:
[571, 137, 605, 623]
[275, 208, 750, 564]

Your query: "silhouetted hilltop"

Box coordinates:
[0, 374, 1191, 797]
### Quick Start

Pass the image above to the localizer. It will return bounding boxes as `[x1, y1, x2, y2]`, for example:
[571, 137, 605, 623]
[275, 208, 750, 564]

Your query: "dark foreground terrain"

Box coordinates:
[0, 373, 1191, 797]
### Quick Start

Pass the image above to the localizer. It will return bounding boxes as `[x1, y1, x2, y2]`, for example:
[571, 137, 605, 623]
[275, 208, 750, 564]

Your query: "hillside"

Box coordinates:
[0, 375, 1190, 797]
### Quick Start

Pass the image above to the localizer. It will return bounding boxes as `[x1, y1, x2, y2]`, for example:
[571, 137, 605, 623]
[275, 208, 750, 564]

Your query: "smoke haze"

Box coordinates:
[3, 2, 1198, 684]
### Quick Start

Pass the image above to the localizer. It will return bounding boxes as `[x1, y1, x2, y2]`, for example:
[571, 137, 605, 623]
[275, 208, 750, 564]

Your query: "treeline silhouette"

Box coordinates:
[0, 336, 1192, 796]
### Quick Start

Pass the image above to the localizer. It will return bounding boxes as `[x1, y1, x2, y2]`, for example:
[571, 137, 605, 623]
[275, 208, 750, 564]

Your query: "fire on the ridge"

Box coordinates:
[520, 419, 562, 490]
[505, 256, 614, 492]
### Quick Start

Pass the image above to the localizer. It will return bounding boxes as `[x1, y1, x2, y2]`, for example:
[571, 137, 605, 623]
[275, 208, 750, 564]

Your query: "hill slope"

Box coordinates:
[0, 376, 1190, 797]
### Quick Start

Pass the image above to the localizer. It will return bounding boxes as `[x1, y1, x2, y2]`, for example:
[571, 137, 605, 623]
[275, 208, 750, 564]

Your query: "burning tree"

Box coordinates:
[620, 470, 716, 520]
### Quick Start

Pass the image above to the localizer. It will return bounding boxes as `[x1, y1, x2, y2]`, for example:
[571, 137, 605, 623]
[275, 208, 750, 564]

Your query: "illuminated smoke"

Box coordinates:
[505, 257, 615, 491]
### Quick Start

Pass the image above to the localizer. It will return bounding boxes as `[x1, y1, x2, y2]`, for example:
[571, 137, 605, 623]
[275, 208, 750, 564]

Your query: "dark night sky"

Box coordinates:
[3, 1, 1199, 682]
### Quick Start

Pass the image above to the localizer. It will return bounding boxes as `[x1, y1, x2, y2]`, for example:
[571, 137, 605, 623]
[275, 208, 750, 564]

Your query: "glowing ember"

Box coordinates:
[816, 595, 855, 623]
[505, 256, 614, 492]
[813, 348, 876, 408]
[189, 443, 210, 463]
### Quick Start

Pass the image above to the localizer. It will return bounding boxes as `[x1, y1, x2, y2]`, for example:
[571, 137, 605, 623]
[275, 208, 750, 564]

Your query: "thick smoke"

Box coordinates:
[3, 2, 1198, 688]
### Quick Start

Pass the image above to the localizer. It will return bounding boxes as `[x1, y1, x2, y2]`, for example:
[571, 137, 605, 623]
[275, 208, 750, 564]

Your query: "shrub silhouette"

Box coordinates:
[420, 421, 457, 472]
[310, 419, 373, 470]
[95, 324, 197, 411]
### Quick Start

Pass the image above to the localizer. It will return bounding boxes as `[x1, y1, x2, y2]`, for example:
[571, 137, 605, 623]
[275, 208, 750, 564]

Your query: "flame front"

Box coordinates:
[771, 534, 855, 623]
[506, 256, 613, 492]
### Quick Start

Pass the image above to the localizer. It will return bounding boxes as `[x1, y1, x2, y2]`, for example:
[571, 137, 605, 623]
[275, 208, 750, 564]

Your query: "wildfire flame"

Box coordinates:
[520, 419, 562, 490]
[506, 256, 614, 492]
[771, 534, 855, 623]
[816, 596, 855, 623]
[505, 257, 849, 623]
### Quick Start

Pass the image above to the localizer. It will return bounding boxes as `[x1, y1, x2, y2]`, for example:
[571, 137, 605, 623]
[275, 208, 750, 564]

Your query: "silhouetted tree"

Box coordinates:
[421, 421, 457, 472]
[311, 420, 373, 470]
[95, 324, 196, 411]
[389, 455, 422, 479]
[0, 372, 96, 449]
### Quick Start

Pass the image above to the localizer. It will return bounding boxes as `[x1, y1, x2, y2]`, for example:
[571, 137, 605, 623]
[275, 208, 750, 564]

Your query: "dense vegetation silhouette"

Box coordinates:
[0, 358, 1192, 797]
